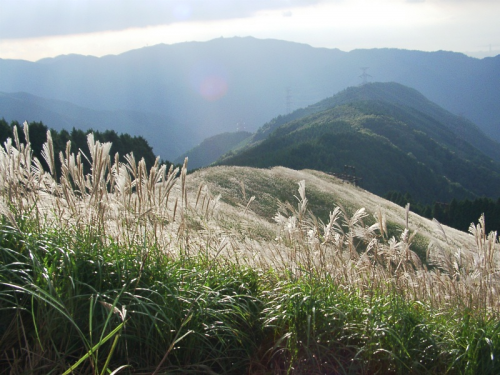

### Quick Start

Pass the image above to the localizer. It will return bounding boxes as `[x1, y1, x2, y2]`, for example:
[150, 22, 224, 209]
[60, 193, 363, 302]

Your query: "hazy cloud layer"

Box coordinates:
[0, 0, 325, 39]
[1, 0, 498, 61]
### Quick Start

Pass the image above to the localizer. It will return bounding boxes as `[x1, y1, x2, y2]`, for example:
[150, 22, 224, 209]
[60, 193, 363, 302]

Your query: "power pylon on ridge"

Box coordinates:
[359, 67, 371, 85]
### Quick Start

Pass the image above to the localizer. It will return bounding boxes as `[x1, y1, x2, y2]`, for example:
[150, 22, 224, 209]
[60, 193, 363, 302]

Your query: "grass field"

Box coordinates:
[1, 124, 499, 374]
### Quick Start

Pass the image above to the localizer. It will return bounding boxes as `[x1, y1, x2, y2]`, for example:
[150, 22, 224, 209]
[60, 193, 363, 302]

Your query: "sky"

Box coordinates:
[1, 0, 499, 61]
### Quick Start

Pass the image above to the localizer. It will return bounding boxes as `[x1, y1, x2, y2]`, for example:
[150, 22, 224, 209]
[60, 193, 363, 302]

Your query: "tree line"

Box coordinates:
[386, 191, 500, 234]
[0, 118, 177, 174]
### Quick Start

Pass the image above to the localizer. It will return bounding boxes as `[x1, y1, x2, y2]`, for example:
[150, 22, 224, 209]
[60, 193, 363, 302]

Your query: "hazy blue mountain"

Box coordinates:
[174, 131, 252, 170]
[0, 91, 194, 160]
[218, 83, 500, 204]
[1, 37, 499, 158]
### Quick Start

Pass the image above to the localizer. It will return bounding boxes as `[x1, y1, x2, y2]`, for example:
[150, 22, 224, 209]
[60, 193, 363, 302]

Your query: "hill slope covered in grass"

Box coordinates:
[219, 82, 500, 204]
[1, 125, 499, 374]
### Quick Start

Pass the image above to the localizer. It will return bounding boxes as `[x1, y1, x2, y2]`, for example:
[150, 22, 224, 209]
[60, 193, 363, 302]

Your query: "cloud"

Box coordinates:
[0, 0, 324, 39]
[408, 0, 499, 2]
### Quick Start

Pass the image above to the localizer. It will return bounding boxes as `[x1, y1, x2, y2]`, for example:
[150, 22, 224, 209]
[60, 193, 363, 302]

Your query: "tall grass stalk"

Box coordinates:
[1, 123, 499, 373]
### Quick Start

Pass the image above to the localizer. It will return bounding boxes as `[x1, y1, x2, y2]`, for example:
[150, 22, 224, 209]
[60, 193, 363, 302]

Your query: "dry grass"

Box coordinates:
[2, 123, 500, 374]
[1, 122, 499, 314]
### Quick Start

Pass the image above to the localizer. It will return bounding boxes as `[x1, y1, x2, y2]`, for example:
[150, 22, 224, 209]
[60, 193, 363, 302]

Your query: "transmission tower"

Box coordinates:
[359, 67, 371, 85]
[285, 87, 293, 114]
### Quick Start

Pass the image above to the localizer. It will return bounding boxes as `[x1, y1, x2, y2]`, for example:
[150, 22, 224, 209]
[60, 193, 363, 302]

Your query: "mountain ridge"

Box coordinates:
[1, 37, 499, 159]
[218, 82, 500, 204]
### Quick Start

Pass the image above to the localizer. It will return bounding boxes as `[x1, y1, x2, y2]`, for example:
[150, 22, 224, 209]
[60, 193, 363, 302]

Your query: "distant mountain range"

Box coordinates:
[218, 82, 500, 204]
[0, 92, 194, 160]
[1, 37, 499, 160]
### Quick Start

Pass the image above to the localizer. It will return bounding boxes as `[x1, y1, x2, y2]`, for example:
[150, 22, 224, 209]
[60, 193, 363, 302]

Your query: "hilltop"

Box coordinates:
[190, 165, 473, 254]
[218, 82, 500, 204]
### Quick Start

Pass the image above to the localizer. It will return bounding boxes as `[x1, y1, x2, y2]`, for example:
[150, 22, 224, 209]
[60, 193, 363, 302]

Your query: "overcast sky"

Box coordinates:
[1, 0, 499, 61]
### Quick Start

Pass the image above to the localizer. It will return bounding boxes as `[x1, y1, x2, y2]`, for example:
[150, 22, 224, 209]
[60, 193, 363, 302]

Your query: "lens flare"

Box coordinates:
[199, 75, 228, 101]
[189, 60, 229, 101]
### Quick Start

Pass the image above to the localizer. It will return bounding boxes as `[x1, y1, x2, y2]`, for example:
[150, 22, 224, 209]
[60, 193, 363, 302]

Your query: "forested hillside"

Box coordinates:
[0, 118, 165, 172]
[386, 191, 500, 234]
[219, 83, 500, 204]
[253, 82, 500, 161]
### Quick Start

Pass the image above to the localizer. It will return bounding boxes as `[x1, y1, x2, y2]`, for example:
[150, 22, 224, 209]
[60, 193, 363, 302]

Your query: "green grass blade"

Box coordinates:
[62, 321, 125, 375]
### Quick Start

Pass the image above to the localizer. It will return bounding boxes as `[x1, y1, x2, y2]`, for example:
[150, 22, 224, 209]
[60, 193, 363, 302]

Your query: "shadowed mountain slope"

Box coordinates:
[219, 83, 500, 204]
[0, 91, 192, 160]
[174, 130, 251, 170]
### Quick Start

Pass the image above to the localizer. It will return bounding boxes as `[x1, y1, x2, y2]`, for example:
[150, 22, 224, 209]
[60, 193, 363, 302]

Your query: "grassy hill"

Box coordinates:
[219, 83, 500, 204]
[1, 125, 499, 373]
[192, 165, 475, 254]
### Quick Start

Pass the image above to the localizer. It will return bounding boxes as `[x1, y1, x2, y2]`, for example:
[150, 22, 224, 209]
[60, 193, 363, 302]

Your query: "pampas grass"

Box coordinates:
[1, 122, 499, 374]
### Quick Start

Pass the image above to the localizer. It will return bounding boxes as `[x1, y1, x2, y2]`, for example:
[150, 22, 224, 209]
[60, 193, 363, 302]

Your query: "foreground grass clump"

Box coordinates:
[1, 123, 500, 373]
[0, 218, 263, 374]
[263, 276, 500, 375]
[2, 218, 500, 374]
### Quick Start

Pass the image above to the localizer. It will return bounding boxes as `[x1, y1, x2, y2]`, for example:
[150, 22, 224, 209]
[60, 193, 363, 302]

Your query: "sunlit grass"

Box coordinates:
[1, 122, 499, 373]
